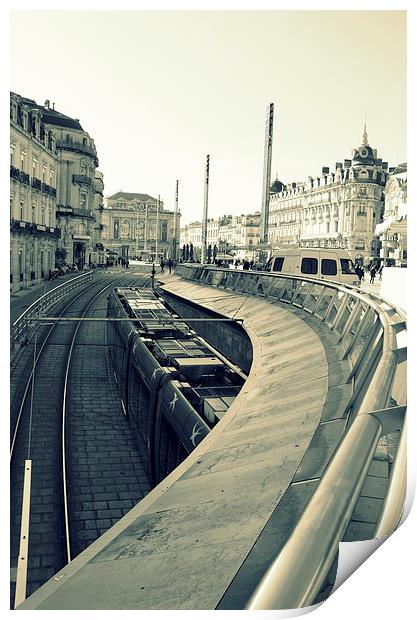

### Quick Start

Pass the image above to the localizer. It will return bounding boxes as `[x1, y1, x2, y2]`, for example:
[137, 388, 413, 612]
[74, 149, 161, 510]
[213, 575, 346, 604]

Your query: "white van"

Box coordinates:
[264, 248, 359, 285]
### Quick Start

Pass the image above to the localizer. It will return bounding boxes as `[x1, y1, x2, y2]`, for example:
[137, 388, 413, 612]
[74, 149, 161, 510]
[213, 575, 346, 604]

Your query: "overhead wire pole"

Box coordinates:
[260, 102, 274, 246]
[173, 180, 178, 260]
[201, 155, 210, 264]
[156, 195, 160, 260]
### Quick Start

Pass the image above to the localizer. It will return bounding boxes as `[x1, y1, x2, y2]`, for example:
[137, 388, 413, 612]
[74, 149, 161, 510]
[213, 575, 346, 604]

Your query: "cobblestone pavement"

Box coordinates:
[66, 295, 152, 557]
[10, 273, 151, 606]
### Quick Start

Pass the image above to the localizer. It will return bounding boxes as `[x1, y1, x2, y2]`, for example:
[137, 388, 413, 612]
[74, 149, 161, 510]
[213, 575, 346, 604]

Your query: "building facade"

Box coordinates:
[179, 213, 260, 260]
[375, 163, 407, 266]
[102, 192, 180, 260]
[268, 128, 389, 261]
[10, 93, 104, 290]
[10, 93, 60, 292]
[40, 101, 103, 268]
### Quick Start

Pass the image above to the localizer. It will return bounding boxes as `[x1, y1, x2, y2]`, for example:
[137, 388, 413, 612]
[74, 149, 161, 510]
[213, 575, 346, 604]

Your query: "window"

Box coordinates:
[301, 257, 318, 274]
[80, 163, 87, 175]
[42, 165, 47, 182]
[321, 259, 337, 276]
[273, 257, 284, 271]
[21, 151, 26, 171]
[20, 200, 24, 220]
[32, 157, 38, 178]
[48, 209, 52, 225]
[340, 259, 356, 275]
[80, 192, 88, 210]
[326, 222, 330, 233]
[41, 209, 45, 225]
[32, 205, 36, 223]
[10, 144, 15, 166]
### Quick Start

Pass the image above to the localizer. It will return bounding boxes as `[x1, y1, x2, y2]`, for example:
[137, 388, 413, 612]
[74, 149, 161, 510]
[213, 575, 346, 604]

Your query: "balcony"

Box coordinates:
[72, 208, 95, 220]
[32, 177, 42, 190]
[10, 167, 30, 185]
[56, 139, 99, 165]
[73, 174, 92, 186]
[41, 182, 57, 197]
[10, 219, 61, 238]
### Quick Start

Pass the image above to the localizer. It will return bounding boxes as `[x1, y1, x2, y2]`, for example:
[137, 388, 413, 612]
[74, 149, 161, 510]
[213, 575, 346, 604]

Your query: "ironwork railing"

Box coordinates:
[11, 271, 95, 347]
[173, 264, 407, 609]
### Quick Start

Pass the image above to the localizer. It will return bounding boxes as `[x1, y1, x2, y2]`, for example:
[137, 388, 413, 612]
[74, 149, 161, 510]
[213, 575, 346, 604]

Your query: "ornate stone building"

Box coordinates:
[10, 92, 60, 292]
[40, 101, 103, 268]
[101, 192, 180, 260]
[10, 93, 104, 287]
[375, 163, 407, 266]
[268, 127, 389, 261]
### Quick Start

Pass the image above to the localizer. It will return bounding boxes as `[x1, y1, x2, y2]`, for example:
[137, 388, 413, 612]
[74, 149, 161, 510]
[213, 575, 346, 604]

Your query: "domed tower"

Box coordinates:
[341, 119, 387, 261]
[352, 120, 377, 167]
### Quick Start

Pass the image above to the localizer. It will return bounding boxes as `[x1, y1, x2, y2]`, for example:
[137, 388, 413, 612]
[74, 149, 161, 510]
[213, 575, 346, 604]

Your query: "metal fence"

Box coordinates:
[11, 271, 95, 347]
[173, 264, 407, 609]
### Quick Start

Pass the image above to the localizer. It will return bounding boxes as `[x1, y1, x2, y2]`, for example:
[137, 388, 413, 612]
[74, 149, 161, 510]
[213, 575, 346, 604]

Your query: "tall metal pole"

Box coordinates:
[201, 155, 210, 264]
[135, 204, 139, 258]
[144, 203, 148, 254]
[173, 180, 178, 260]
[260, 103, 274, 245]
[156, 195, 160, 260]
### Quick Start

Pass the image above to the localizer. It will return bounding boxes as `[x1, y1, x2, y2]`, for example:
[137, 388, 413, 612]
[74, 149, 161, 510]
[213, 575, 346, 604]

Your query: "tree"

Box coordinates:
[207, 244, 212, 263]
[213, 244, 218, 262]
[182, 245, 186, 261]
[185, 244, 190, 261]
[189, 243, 194, 262]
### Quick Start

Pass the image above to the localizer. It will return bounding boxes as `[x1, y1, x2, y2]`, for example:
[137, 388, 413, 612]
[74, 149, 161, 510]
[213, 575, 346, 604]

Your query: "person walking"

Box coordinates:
[355, 264, 364, 285]
[168, 258, 173, 274]
[370, 264, 377, 284]
[378, 264, 383, 279]
[160, 258, 165, 273]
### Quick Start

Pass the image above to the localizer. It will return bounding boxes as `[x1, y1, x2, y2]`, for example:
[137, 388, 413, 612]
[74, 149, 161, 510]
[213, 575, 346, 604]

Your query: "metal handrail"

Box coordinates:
[174, 264, 407, 609]
[11, 271, 95, 345]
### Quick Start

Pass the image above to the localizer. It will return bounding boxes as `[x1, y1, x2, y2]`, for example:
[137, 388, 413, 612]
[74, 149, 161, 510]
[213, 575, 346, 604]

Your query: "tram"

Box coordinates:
[107, 287, 244, 484]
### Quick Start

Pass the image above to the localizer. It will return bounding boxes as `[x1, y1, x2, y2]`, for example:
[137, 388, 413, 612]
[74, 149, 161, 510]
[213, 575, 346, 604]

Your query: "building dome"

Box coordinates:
[270, 177, 284, 193]
[352, 122, 376, 166]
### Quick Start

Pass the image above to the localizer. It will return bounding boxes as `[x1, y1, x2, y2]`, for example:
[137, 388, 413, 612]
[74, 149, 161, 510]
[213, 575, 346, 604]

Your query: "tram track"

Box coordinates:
[10, 271, 148, 608]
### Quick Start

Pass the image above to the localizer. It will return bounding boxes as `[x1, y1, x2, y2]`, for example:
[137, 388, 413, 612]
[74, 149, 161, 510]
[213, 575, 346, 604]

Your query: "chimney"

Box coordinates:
[322, 166, 329, 175]
[344, 159, 352, 168]
[335, 162, 343, 169]
[52, 102, 55, 110]
[44, 99, 50, 109]
[382, 162, 389, 171]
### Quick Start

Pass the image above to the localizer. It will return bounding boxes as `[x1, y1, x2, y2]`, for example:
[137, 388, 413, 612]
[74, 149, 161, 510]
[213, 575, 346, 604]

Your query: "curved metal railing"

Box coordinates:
[172, 264, 407, 609]
[11, 271, 96, 347]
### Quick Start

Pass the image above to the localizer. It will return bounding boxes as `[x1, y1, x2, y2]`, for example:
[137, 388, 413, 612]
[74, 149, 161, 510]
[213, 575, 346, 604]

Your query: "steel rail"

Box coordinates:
[61, 276, 133, 564]
[175, 264, 407, 610]
[10, 276, 105, 459]
[12, 273, 142, 606]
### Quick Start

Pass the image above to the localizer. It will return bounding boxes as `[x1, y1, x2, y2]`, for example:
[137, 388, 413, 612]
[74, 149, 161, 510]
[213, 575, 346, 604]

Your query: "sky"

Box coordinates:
[10, 9, 406, 225]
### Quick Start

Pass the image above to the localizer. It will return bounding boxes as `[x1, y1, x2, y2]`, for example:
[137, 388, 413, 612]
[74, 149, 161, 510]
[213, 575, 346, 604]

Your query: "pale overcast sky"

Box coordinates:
[10, 10, 406, 224]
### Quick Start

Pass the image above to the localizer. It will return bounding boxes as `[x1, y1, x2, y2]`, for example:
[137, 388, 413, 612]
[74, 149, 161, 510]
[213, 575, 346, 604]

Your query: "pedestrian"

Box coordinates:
[378, 264, 383, 279]
[370, 264, 377, 284]
[126, 259, 129, 269]
[243, 260, 250, 270]
[249, 259, 254, 270]
[160, 258, 165, 273]
[355, 264, 364, 285]
[168, 258, 173, 274]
